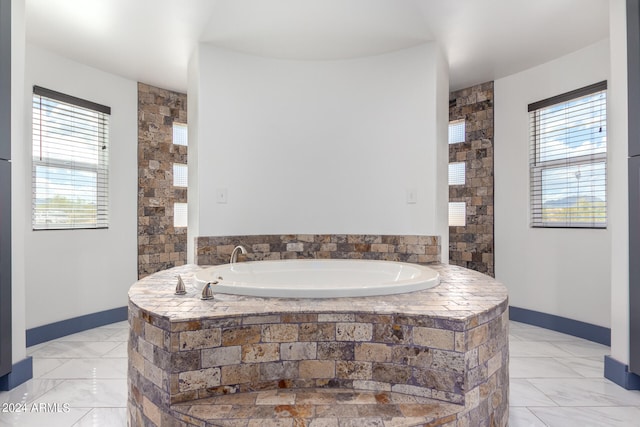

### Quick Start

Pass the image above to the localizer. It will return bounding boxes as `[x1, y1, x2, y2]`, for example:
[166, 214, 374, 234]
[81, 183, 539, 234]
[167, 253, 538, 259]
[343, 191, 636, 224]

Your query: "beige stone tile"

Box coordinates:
[222, 326, 262, 346]
[281, 342, 317, 360]
[355, 343, 392, 363]
[179, 328, 221, 351]
[262, 324, 299, 342]
[242, 343, 280, 363]
[336, 323, 373, 342]
[220, 364, 260, 385]
[202, 346, 242, 368]
[336, 361, 372, 380]
[413, 327, 455, 350]
[178, 367, 221, 392]
[299, 360, 335, 379]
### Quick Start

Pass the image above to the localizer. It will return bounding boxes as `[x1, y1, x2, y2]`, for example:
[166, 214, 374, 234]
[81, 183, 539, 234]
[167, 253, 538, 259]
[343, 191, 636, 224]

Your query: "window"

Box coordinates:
[173, 163, 188, 187]
[174, 203, 188, 228]
[449, 202, 466, 227]
[448, 119, 465, 144]
[173, 122, 188, 146]
[32, 86, 110, 230]
[448, 162, 465, 186]
[529, 81, 607, 228]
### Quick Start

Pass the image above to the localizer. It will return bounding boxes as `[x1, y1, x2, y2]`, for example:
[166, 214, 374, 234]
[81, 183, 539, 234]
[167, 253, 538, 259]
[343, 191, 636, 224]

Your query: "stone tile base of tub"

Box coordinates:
[196, 234, 441, 266]
[128, 264, 509, 426]
[168, 388, 462, 427]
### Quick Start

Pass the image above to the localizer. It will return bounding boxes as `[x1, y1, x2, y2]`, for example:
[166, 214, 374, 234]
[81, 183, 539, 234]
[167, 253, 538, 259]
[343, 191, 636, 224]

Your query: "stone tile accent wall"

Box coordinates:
[449, 82, 495, 276]
[128, 263, 509, 426]
[196, 234, 441, 265]
[138, 83, 188, 278]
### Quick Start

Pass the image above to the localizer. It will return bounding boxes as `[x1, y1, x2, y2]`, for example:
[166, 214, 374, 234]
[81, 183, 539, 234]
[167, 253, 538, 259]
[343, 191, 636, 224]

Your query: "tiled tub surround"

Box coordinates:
[196, 234, 441, 266]
[128, 263, 508, 426]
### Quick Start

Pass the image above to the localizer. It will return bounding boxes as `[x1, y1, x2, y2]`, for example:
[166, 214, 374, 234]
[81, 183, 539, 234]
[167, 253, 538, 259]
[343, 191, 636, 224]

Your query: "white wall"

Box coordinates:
[495, 39, 612, 327]
[22, 45, 138, 328]
[608, 0, 629, 365]
[189, 44, 449, 256]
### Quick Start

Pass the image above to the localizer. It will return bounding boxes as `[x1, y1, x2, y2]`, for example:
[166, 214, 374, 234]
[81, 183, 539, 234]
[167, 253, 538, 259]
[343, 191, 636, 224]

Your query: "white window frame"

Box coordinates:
[32, 86, 110, 230]
[529, 81, 607, 229]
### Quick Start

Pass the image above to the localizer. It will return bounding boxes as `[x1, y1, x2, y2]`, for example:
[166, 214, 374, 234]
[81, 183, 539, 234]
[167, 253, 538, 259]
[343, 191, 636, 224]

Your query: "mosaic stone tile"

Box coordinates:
[137, 84, 188, 279]
[262, 324, 299, 343]
[449, 82, 494, 277]
[336, 323, 373, 342]
[413, 327, 455, 351]
[221, 364, 260, 385]
[178, 367, 220, 393]
[195, 234, 440, 266]
[222, 326, 262, 346]
[281, 342, 317, 360]
[354, 343, 392, 363]
[202, 346, 242, 368]
[336, 361, 372, 380]
[299, 361, 335, 379]
[179, 329, 221, 351]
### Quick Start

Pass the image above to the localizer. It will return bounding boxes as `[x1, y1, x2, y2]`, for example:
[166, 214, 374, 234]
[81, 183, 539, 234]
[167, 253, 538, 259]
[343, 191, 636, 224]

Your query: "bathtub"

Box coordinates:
[194, 259, 439, 298]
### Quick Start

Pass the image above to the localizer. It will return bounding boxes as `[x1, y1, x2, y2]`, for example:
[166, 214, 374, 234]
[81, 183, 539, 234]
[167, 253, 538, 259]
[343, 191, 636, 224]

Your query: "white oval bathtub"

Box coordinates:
[194, 259, 439, 298]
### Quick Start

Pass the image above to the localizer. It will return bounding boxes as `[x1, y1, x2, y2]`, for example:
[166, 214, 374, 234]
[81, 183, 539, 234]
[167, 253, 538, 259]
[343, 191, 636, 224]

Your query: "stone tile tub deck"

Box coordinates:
[128, 263, 509, 426]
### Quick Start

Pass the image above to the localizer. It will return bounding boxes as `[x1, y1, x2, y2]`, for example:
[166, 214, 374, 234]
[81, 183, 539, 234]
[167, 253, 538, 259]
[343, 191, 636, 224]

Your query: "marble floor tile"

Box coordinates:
[40, 358, 127, 380]
[94, 321, 128, 329]
[56, 329, 122, 343]
[508, 407, 547, 427]
[509, 327, 579, 342]
[25, 342, 50, 357]
[32, 358, 67, 378]
[70, 408, 128, 427]
[509, 340, 574, 358]
[0, 379, 64, 405]
[28, 342, 121, 359]
[509, 379, 557, 407]
[529, 406, 640, 427]
[552, 357, 604, 378]
[33, 379, 128, 408]
[509, 357, 584, 378]
[102, 328, 129, 342]
[100, 343, 127, 358]
[551, 340, 611, 358]
[528, 378, 640, 407]
[0, 407, 89, 427]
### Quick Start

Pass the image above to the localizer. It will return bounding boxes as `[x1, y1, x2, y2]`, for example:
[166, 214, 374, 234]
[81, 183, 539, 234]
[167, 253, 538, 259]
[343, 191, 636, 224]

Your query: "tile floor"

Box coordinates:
[0, 321, 638, 426]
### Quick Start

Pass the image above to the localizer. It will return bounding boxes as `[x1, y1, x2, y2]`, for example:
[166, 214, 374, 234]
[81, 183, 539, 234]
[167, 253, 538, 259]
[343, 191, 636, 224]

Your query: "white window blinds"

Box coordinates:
[529, 81, 607, 228]
[32, 86, 110, 230]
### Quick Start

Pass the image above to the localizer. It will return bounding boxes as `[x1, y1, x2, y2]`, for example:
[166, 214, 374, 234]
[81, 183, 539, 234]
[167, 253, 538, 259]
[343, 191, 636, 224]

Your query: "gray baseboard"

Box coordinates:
[604, 355, 640, 390]
[26, 306, 127, 347]
[0, 356, 32, 391]
[509, 305, 610, 346]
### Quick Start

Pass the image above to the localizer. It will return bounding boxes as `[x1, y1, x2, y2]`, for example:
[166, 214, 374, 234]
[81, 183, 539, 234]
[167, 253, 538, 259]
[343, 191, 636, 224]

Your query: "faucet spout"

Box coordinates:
[230, 245, 248, 264]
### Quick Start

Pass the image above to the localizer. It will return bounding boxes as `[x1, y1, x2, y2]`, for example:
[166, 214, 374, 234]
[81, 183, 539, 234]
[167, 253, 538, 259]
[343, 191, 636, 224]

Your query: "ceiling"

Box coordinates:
[25, 0, 610, 93]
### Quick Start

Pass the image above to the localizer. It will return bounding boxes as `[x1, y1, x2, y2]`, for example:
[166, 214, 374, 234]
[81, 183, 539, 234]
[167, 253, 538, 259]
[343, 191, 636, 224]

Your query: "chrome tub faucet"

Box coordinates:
[230, 245, 247, 263]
